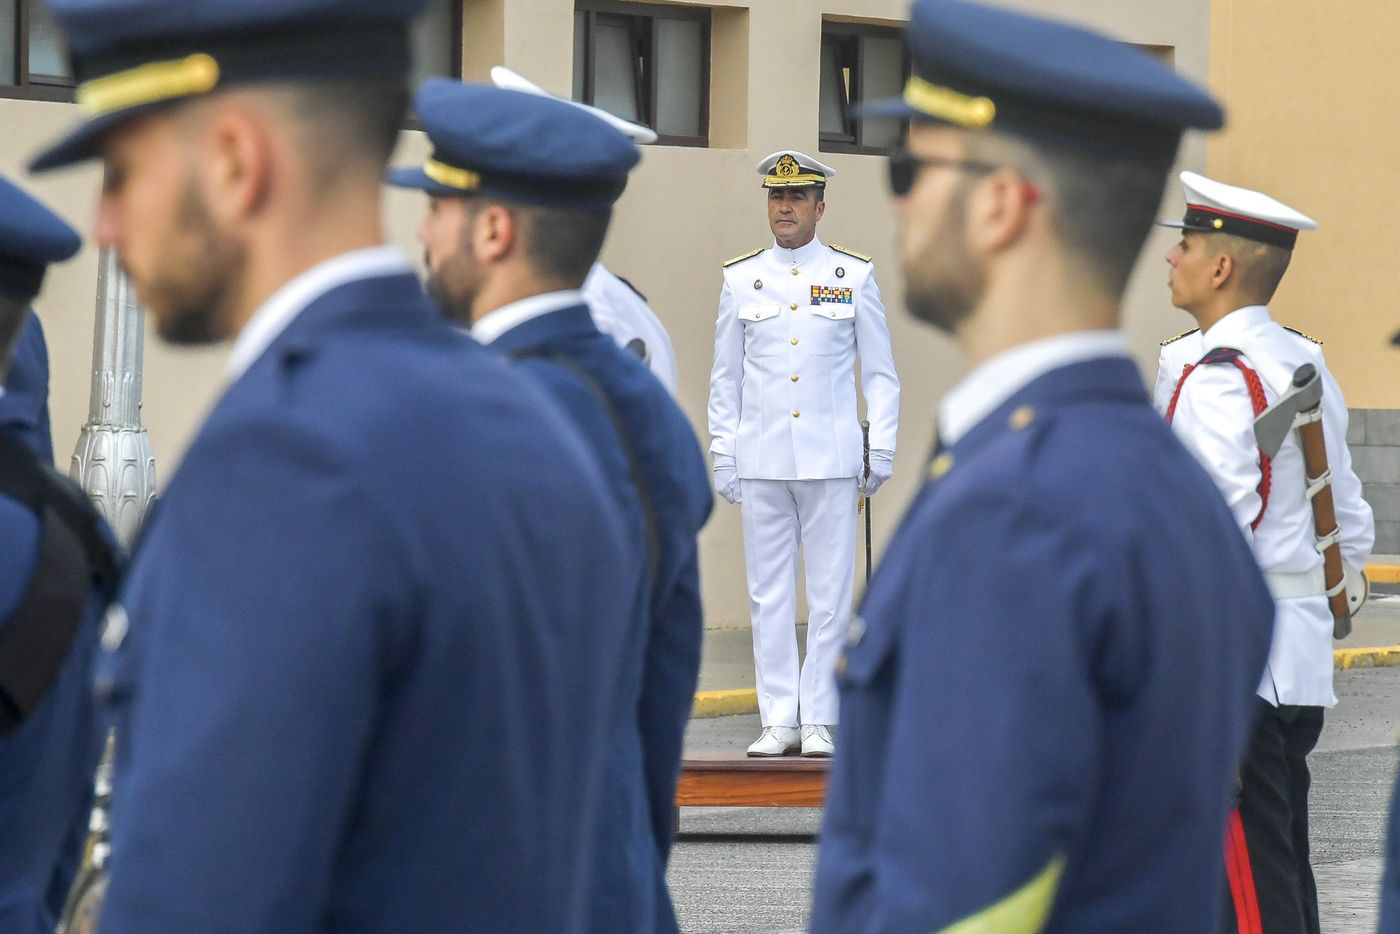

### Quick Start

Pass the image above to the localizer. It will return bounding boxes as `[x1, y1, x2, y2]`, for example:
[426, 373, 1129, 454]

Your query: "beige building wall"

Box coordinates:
[14, 0, 1210, 628]
[1207, 0, 1400, 410]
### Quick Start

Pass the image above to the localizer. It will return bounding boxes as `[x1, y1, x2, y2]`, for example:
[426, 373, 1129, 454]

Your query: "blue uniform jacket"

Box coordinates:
[813, 356, 1274, 933]
[98, 274, 637, 934]
[0, 432, 102, 933]
[0, 311, 55, 461]
[489, 303, 712, 934]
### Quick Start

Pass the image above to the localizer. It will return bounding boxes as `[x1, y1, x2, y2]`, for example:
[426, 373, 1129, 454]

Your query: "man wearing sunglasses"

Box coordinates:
[811, 0, 1274, 931]
[707, 149, 899, 758]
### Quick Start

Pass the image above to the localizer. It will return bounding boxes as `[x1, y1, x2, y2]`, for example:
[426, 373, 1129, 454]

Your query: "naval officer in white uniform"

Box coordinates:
[490, 66, 679, 394]
[708, 150, 900, 757]
[1160, 171, 1373, 934]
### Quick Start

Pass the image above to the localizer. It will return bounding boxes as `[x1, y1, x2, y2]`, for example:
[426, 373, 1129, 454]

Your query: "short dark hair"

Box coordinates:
[279, 80, 410, 190]
[513, 204, 612, 287]
[966, 131, 1172, 299]
[1214, 233, 1292, 304]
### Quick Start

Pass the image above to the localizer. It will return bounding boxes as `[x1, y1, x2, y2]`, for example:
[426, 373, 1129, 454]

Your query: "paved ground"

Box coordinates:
[669, 666, 1400, 933]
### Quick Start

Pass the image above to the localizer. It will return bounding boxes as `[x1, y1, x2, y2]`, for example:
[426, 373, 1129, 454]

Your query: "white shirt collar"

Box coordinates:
[1201, 304, 1272, 349]
[225, 246, 411, 383]
[938, 330, 1130, 446]
[770, 234, 825, 267]
[470, 290, 584, 345]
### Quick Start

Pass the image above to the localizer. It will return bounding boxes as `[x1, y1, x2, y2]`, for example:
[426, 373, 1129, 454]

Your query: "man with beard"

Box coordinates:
[29, 2, 637, 931]
[489, 66, 680, 395]
[1161, 172, 1373, 934]
[390, 78, 712, 933]
[0, 175, 116, 934]
[708, 150, 899, 758]
[811, 1, 1275, 931]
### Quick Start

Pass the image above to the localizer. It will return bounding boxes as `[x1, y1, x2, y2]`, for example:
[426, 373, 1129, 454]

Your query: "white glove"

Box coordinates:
[861, 450, 894, 497]
[713, 454, 741, 505]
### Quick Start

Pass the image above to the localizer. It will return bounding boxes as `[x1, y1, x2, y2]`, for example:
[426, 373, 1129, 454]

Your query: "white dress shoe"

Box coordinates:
[801, 724, 835, 758]
[746, 725, 801, 757]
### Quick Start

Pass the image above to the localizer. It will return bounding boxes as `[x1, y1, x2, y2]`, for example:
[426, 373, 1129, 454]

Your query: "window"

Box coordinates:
[574, 1, 710, 147]
[819, 22, 907, 156]
[411, 0, 464, 87]
[0, 0, 75, 101]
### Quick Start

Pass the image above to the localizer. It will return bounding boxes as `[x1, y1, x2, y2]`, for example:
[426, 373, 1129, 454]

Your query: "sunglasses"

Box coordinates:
[886, 151, 999, 197]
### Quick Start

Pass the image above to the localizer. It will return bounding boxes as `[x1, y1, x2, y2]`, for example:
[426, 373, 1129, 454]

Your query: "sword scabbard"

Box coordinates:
[1296, 403, 1351, 637]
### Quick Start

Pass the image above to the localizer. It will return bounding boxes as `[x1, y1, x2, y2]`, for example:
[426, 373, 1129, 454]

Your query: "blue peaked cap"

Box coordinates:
[860, 0, 1224, 163]
[387, 80, 641, 213]
[0, 176, 81, 303]
[30, 0, 430, 172]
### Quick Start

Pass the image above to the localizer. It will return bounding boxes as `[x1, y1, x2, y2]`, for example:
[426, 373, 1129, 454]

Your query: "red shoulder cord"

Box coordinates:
[1166, 356, 1272, 531]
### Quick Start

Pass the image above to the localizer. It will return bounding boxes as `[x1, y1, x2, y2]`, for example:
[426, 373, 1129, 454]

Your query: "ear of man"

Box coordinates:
[968, 166, 1038, 255]
[471, 202, 520, 265]
[1209, 247, 1234, 292]
[191, 100, 276, 229]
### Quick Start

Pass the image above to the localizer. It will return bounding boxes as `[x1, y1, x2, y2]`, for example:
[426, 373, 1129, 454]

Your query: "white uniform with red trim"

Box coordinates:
[1167, 304, 1373, 707]
[1154, 328, 1203, 415]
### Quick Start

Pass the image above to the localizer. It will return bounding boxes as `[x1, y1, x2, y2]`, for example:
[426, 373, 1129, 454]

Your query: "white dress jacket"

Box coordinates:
[708, 236, 899, 480]
[1168, 305, 1373, 707]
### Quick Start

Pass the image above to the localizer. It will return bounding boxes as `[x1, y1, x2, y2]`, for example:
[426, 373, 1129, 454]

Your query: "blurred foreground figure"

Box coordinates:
[31, 2, 635, 931]
[812, 1, 1274, 931]
[0, 175, 117, 934]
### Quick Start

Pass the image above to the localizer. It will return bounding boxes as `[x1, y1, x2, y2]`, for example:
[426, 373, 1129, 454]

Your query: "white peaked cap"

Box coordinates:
[1161, 170, 1316, 249]
[489, 66, 658, 145]
[755, 150, 837, 188]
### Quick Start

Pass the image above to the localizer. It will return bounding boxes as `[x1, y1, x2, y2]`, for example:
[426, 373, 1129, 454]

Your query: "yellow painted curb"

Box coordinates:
[1366, 563, 1400, 584]
[1335, 645, 1400, 670]
[691, 688, 758, 719]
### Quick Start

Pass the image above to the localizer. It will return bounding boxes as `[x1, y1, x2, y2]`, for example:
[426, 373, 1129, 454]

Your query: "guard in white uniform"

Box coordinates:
[1153, 327, 1202, 415]
[708, 150, 900, 757]
[491, 66, 679, 394]
[1160, 171, 1374, 934]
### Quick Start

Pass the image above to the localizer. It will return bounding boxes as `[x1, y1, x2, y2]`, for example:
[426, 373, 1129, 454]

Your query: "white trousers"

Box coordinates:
[739, 478, 859, 727]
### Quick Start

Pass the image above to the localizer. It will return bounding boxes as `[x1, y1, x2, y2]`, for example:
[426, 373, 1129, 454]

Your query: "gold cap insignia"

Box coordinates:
[903, 76, 996, 129]
[1213, 218, 1225, 229]
[763, 154, 826, 188]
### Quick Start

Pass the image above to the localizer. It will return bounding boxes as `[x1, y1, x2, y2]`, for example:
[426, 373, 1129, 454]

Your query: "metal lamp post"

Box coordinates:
[69, 247, 156, 548]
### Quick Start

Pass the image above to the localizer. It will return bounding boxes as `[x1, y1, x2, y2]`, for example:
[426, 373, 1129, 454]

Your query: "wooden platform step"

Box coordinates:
[676, 749, 830, 809]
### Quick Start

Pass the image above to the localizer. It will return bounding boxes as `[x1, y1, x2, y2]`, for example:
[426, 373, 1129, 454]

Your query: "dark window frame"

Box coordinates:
[421, 0, 465, 85]
[575, 0, 711, 149]
[403, 0, 464, 129]
[818, 20, 908, 157]
[0, 1, 76, 103]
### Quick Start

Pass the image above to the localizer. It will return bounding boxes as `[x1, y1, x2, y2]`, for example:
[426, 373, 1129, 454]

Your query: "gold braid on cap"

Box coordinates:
[902, 75, 996, 128]
[77, 53, 221, 115]
[423, 159, 481, 191]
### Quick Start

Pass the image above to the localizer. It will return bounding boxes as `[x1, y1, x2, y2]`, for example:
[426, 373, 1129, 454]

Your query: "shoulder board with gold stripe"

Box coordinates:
[829, 244, 872, 263]
[1282, 325, 1322, 345]
[1159, 328, 1199, 347]
[722, 248, 765, 268]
